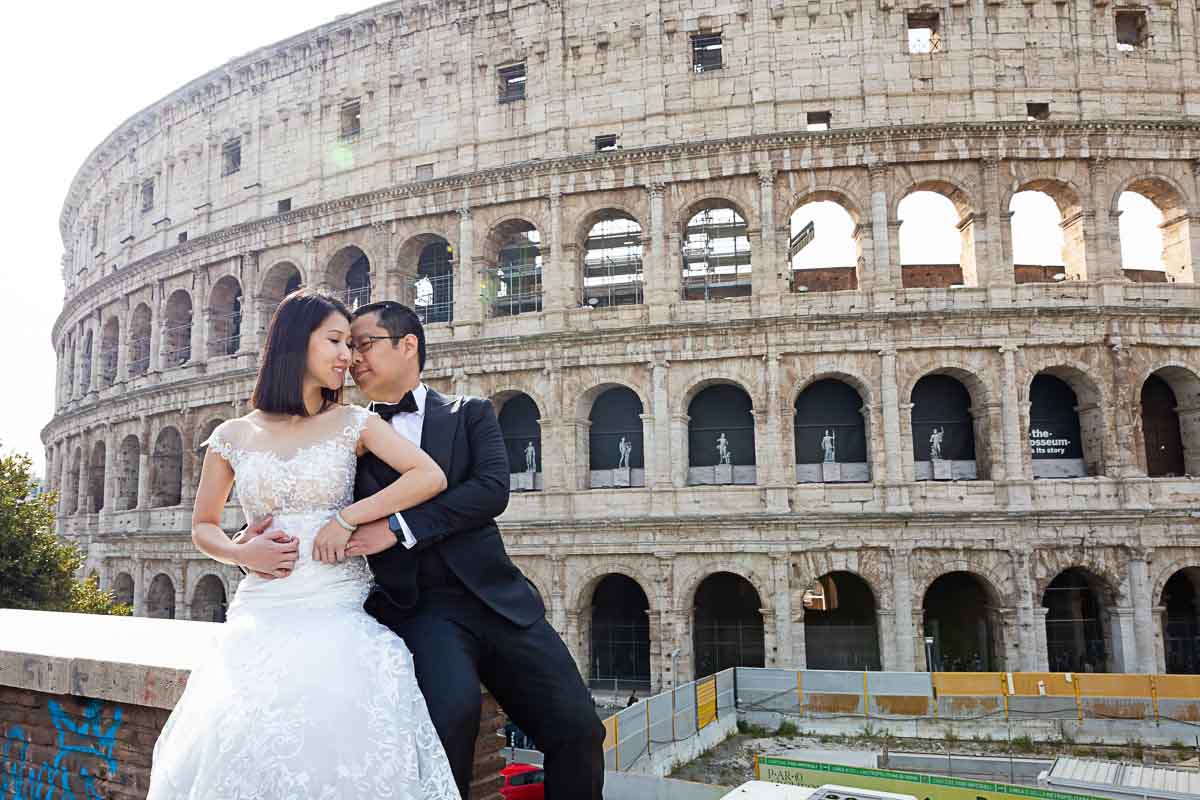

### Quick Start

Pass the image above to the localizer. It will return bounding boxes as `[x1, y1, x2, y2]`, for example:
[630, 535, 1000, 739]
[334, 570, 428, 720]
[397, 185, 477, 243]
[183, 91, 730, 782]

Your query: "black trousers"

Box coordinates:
[378, 587, 606, 800]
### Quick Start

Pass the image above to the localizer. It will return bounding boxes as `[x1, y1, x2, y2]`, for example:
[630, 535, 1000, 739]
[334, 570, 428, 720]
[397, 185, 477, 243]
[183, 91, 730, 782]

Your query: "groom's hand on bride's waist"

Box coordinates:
[344, 518, 398, 558]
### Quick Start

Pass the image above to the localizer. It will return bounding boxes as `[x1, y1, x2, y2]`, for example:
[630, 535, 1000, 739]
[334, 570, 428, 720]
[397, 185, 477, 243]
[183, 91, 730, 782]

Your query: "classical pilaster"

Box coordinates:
[1128, 553, 1157, 673]
[754, 168, 782, 316]
[867, 165, 896, 306]
[879, 348, 910, 511]
[646, 183, 671, 325]
[453, 207, 480, 335]
[649, 358, 673, 490]
[891, 547, 917, 671]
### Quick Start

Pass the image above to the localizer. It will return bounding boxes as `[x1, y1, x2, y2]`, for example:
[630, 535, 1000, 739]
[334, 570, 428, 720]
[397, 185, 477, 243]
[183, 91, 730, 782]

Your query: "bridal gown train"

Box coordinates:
[147, 405, 460, 800]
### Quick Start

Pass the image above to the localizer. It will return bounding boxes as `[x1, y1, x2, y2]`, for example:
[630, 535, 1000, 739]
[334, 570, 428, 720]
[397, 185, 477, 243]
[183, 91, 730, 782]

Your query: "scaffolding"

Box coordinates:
[339, 285, 372, 311]
[681, 208, 752, 301]
[209, 310, 242, 357]
[412, 273, 454, 325]
[484, 261, 542, 317]
[584, 254, 644, 307]
[162, 322, 192, 367]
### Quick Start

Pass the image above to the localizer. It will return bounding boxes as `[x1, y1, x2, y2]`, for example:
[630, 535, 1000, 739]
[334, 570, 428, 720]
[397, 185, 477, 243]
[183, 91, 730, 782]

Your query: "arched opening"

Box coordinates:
[681, 204, 752, 301]
[794, 379, 869, 483]
[687, 384, 756, 485]
[693, 572, 765, 678]
[88, 440, 106, 513]
[802, 571, 881, 671]
[589, 574, 651, 692]
[1162, 568, 1200, 674]
[497, 393, 541, 491]
[63, 337, 75, 397]
[1119, 184, 1193, 284]
[1029, 373, 1088, 479]
[151, 428, 183, 508]
[128, 304, 152, 377]
[921, 572, 1002, 672]
[899, 187, 976, 288]
[80, 331, 93, 392]
[911, 374, 978, 480]
[1142, 370, 1197, 477]
[484, 221, 543, 318]
[163, 290, 193, 367]
[262, 261, 303, 308]
[588, 387, 644, 488]
[99, 318, 119, 388]
[788, 199, 860, 293]
[582, 212, 644, 308]
[414, 239, 455, 325]
[63, 447, 81, 514]
[1010, 190, 1075, 283]
[1043, 567, 1113, 673]
[112, 573, 134, 608]
[117, 435, 140, 511]
[191, 574, 227, 623]
[329, 246, 372, 310]
[146, 574, 176, 619]
[208, 276, 243, 357]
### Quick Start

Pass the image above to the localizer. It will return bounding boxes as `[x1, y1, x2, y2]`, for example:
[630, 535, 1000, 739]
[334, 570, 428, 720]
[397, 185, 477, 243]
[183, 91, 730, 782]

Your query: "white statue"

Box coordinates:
[929, 427, 945, 461]
[617, 436, 632, 470]
[821, 429, 836, 463]
[524, 441, 537, 473]
[716, 433, 732, 465]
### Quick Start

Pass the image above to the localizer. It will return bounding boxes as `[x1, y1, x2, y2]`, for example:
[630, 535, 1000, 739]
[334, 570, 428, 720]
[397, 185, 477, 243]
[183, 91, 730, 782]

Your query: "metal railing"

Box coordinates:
[209, 311, 242, 357]
[128, 337, 151, 376]
[161, 323, 192, 367]
[411, 273, 454, 325]
[98, 348, 118, 386]
[584, 255, 644, 307]
[483, 263, 542, 317]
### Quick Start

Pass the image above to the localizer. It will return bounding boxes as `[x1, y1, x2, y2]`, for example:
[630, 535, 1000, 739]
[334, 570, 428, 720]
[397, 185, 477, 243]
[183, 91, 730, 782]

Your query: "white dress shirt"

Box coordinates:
[379, 382, 427, 550]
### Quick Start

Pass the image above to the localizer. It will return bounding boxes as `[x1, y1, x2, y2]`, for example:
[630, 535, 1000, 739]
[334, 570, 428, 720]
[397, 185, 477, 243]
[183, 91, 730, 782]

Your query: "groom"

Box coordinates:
[340, 300, 605, 799]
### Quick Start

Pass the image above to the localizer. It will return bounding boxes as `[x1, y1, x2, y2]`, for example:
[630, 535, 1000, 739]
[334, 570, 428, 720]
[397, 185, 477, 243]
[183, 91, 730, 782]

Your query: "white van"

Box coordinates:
[721, 782, 918, 800]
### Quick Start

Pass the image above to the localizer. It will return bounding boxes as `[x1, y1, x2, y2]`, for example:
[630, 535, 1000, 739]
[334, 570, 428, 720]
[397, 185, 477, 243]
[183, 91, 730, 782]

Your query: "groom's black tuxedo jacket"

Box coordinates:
[354, 388, 545, 628]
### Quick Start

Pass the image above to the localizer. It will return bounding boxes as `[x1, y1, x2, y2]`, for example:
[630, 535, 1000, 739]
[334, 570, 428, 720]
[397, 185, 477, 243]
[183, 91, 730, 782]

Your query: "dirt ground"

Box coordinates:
[669, 724, 1200, 788]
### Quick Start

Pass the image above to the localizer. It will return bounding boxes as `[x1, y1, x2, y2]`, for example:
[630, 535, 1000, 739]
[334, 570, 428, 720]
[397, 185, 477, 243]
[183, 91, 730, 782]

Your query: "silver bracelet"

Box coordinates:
[333, 510, 357, 533]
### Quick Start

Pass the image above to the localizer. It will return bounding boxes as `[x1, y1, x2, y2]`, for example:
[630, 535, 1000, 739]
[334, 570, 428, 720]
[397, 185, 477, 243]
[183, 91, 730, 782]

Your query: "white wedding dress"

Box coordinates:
[147, 405, 460, 800]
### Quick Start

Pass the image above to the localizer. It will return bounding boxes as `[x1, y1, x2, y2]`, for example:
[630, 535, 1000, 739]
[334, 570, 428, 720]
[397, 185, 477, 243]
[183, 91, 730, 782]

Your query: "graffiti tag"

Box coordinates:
[1, 699, 123, 800]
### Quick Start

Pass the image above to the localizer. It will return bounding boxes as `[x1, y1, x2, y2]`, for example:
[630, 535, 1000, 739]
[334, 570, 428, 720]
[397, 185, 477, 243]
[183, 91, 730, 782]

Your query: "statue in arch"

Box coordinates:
[929, 427, 945, 461]
[716, 433, 732, 465]
[617, 436, 632, 470]
[524, 441, 537, 473]
[821, 429, 836, 463]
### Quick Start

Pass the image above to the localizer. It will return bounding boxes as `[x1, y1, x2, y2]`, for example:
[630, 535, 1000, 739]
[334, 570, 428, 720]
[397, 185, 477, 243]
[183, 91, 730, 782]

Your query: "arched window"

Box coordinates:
[497, 393, 541, 491]
[99, 318, 120, 388]
[80, 331, 93, 392]
[1043, 568, 1113, 673]
[1029, 374, 1086, 479]
[589, 575, 650, 691]
[681, 206, 751, 301]
[146, 574, 176, 619]
[1141, 370, 1197, 478]
[209, 276, 243, 357]
[485, 223, 543, 317]
[112, 573, 134, 608]
[415, 240, 454, 325]
[788, 200, 859, 293]
[794, 379, 869, 483]
[588, 387, 644, 488]
[117, 435, 140, 511]
[128, 304, 152, 377]
[802, 571, 881, 671]
[899, 188, 976, 288]
[192, 575, 227, 623]
[693, 572, 764, 678]
[151, 428, 183, 507]
[583, 213, 644, 307]
[1119, 184, 1193, 284]
[911, 374, 977, 480]
[1010, 190, 1072, 283]
[329, 246, 372, 310]
[163, 291, 193, 367]
[687, 385, 755, 485]
[1162, 568, 1200, 674]
[88, 440, 106, 513]
[922, 572, 1002, 672]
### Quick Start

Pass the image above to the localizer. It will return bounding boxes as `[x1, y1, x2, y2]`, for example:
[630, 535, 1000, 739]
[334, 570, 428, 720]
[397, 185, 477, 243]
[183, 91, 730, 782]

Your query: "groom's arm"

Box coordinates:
[396, 397, 510, 546]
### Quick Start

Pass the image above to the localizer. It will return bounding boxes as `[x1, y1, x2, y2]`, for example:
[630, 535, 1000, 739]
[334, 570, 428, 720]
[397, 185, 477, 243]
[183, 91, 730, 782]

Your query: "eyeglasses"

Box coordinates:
[347, 336, 396, 354]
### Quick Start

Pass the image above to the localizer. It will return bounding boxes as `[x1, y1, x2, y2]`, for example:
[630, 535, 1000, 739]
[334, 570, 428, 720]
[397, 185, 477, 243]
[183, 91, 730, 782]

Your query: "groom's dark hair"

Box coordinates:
[353, 301, 426, 371]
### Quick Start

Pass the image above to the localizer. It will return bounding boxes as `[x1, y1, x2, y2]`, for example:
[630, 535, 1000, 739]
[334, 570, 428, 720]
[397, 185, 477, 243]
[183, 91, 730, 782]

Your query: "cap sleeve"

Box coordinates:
[201, 420, 240, 467]
[341, 405, 377, 450]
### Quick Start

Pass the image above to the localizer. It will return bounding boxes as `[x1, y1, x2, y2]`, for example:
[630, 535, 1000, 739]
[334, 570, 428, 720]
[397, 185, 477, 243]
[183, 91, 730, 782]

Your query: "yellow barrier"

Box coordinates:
[1008, 671, 1077, 697]
[696, 677, 718, 729]
[1153, 674, 1200, 699]
[1076, 673, 1153, 698]
[602, 715, 618, 752]
[932, 671, 1006, 697]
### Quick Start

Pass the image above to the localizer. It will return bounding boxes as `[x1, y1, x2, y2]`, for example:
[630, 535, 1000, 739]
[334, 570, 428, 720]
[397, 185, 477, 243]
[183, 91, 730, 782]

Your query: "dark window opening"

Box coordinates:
[415, 163, 434, 181]
[340, 99, 361, 139]
[499, 63, 527, 102]
[807, 111, 832, 132]
[89, 219, 99, 249]
[177, 231, 188, 244]
[221, 138, 242, 176]
[692, 34, 723, 73]
[595, 134, 619, 152]
[1027, 102, 1050, 121]
[1116, 9, 1149, 51]
[907, 13, 942, 54]
[277, 198, 292, 214]
[141, 179, 155, 213]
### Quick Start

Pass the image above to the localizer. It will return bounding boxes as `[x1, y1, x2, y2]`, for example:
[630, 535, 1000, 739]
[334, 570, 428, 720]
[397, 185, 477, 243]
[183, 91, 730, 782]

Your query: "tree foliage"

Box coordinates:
[0, 446, 129, 615]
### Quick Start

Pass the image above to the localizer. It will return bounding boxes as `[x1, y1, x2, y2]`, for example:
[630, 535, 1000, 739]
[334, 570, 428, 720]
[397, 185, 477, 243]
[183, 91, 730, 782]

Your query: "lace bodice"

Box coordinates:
[204, 404, 373, 522]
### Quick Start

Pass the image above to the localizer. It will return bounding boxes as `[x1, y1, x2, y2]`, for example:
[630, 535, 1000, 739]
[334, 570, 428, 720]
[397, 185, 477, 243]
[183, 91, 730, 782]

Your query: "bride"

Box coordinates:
[147, 290, 460, 799]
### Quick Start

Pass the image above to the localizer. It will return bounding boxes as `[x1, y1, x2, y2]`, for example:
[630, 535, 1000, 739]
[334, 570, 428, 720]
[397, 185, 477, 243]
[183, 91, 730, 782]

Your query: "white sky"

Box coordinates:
[0, 4, 1165, 478]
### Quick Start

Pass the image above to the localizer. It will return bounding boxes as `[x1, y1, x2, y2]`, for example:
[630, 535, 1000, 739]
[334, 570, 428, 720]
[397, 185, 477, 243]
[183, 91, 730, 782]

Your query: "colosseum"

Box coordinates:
[45, 0, 1200, 689]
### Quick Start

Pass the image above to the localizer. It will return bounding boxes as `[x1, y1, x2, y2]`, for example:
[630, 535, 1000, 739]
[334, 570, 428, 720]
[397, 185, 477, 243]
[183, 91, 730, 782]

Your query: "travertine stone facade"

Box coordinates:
[46, 1, 1200, 687]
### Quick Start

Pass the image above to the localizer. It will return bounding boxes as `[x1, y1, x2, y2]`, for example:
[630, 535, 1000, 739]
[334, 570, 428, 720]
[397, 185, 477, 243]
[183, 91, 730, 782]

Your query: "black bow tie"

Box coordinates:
[373, 393, 418, 420]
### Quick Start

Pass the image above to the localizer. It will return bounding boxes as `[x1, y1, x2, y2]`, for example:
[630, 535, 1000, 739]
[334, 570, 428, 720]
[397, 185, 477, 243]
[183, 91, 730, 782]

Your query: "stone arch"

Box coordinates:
[793, 378, 871, 481]
[259, 259, 305, 300]
[88, 439, 106, 513]
[1154, 558, 1200, 607]
[393, 229, 457, 322]
[912, 558, 1012, 608]
[80, 329, 94, 391]
[921, 569, 1007, 671]
[802, 569, 883, 671]
[494, 390, 542, 485]
[692, 570, 767, 676]
[111, 572, 134, 608]
[677, 373, 760, 418]
[673, 192, 759, 232]
[127, 303, 153, 377]
[1138, 364, 1200, 477]
[190, 573, 228, 622]
[676, 561, 770, 615]
[1041, 565, 1121, 673]
[1110, 174, 1192, 219]
[679, 198, 754, 301]
[481, 217, 545, 264]
[785, 188, 866, 227]
[579, 208, 646, 308]
[792, 370, 876, 414]
[325, 244, 374, 309]
[902, 364, 993, 410]
[1004, 176, 1087, 220]
[574, 379, 651, 422]
[162, 289, 194, 367]
[150, 426, 184, 507]
[577, 570, 655, 690]
[1113, 174, 1194, 283]
[208, 274, 244, 357]
[1007, 177, 1088, 282]
[1160, 567, 1200, 674]
[98, 316, 120, 388]
[480, 218, 544, 317]
[891, 177, 976, 221]
[896, 178, 979, 287]
[145, 573, 176, 619]
[1029, 365, 1108, 478]
[907, 366, 994, 480]
[572, 563, 659, 616]
[490, 387, 550, 420]
[572, 204, 646, 247]
[116, 434, 140, 511]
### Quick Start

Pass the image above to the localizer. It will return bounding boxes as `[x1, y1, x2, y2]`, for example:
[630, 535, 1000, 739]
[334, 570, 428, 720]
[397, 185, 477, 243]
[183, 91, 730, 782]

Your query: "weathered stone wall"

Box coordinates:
[43, 1, 1200, 690]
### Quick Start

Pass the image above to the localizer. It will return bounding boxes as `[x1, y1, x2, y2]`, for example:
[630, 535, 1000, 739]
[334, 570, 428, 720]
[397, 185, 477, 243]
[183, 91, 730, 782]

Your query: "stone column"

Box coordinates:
[770, 551, 793, 667]
[1033, 607, 1050, 671]
[1128, 554, 1157, 673]
[868, 165, 896, 307]
[649, 359, 673, 490]
[754, 168, 782, 316]
[453, 207, 480, 336]
[1012, 553, 1042, 671]
[102, 429, 116, 514]
[891, 548, 917, 671]
[132, 562, 147, 618]
[977, 158, 1010, 291]
[876, 609, 898, 672]
[879, 349, 911, 511]
[646, 183, 671, 325]
[1000, 345, 1032, 508]
[149, 284, 164, 373]
[1110, 606, 1138, 673]
[1086, 158, 1124, 298]
[1151, 605, 1168, 674]
[544, 189, 568, 331]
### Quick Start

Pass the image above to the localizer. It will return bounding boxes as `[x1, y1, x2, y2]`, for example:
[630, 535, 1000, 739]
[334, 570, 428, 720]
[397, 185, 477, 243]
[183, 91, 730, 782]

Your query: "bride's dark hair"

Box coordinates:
[251, 289, 352, 416]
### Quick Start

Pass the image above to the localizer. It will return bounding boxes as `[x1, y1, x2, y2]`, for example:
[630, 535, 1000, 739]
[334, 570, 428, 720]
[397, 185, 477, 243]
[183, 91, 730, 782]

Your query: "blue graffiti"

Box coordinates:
[1, 700, 123, 800]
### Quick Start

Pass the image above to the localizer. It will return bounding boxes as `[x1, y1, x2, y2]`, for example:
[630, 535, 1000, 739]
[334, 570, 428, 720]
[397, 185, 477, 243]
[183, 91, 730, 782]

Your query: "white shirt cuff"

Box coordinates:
[392, 513, 418, 550]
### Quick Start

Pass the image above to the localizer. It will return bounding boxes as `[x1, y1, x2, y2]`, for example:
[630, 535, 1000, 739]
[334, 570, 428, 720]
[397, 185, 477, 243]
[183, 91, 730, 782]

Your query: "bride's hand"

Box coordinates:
[237, 528, 299, 578]
[313, 519, 353, 563]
